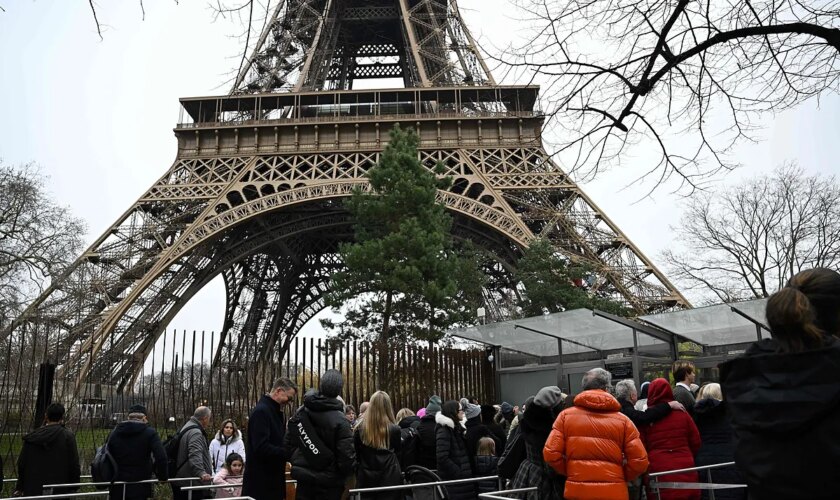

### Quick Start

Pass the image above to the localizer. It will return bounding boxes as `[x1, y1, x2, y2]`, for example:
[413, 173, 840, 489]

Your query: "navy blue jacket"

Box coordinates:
[108, 420, 168, 500]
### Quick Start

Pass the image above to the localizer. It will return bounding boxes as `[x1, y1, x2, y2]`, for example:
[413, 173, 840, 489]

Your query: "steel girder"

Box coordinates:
[233, 0, 494, 92]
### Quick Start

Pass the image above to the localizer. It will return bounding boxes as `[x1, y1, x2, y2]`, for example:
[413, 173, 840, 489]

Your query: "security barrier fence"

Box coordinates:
[0, 328, 495, 482]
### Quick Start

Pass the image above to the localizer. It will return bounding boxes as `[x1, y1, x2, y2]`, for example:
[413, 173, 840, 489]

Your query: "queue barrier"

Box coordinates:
[479, 487, 537, 500]
[350, 475, 502, 500]
[648, 462, 746, 500]
[181, 480, 297, 500]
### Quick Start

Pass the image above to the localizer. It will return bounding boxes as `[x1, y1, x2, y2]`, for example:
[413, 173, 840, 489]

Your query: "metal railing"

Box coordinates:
[0, 492, 109, 500]
[181, 479, 296, 500]
[649, 462, 746, 500]
[349, 475, 502, 500]
[479, 487, 537, 500]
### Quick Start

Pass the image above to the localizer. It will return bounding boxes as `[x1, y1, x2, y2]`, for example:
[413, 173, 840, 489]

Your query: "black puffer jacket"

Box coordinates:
[435, 412, 475, 500]
[692, 399, 744, 500]
[286, 391, 355, 488]
[108, 420, 168, 500]
[354, 424, 402, 500]
[465, 415, 502, 473]
[415, 413, 437, 469]
[474, 455, 499, 494]
[720, 337, 840, 500]
[16, 424, 80, 496]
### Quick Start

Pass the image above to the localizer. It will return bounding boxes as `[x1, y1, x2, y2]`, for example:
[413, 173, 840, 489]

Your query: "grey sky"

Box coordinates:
[1, 1, 838, 341]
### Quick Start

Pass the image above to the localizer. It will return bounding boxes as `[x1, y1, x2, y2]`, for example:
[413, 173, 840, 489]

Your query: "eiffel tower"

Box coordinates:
[4, 0, 688, 396]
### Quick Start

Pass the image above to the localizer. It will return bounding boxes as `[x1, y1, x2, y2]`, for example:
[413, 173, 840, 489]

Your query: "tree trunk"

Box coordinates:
[378, 291, 393, 393]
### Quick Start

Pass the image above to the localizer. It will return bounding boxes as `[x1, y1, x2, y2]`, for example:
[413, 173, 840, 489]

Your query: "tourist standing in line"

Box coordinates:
[481, 405, 506, 455]
[243, 377, 298, 500]
[415, 395, 442, 469]
[108, 404, 168, 500]
[641, 378, 701, 500]
[213, 452, 245, 498]
[671, 360, 697, 413]
[173, 406, 214, 500]
[14, 403, 80, 497]
[544, 369, 649, 500]
[721, 268, 840, 500]
[286, 370, 354, 500]
[510, 386, 566, 500]
[634, 381, 651, 411]
[344, 404, 357, 426]
[692, 383, 744, 500]
[395, 407, 421, 470]
[615, 379, 680, 428]
[435, 400, 474, 500]
[209, 418, 246, 474]
[474, 437, 499, 495]
[354, 391, 402, 500]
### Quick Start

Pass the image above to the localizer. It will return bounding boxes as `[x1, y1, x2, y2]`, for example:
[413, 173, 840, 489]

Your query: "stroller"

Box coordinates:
[404, 466, 448, 500]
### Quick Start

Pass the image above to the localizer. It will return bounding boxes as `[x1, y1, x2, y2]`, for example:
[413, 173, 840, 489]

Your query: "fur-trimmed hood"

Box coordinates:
[214, 429, 243, 443]
[436, 411, 456, 428]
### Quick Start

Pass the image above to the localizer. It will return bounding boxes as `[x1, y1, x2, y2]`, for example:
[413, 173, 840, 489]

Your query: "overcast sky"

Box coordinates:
[1, 0, 838, 341]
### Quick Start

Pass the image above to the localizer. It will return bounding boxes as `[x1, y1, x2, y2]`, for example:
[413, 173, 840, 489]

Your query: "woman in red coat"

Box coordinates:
[641, 378, 702, 500]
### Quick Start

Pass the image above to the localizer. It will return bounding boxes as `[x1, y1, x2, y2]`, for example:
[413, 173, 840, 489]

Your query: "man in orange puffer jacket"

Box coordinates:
[544, 368, 649, 500]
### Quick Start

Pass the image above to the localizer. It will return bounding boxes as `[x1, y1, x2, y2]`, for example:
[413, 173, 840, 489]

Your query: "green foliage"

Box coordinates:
[321, 125, 485, 353]
[515, 238, 629, 316]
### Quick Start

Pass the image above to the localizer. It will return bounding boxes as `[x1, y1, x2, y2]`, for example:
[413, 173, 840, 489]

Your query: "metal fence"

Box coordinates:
[0, 329, 495, 480]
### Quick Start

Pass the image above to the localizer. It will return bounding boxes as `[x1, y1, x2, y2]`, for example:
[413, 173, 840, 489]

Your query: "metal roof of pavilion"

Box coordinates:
[639, 298, 770, 346]
[449, 298, 770, 355]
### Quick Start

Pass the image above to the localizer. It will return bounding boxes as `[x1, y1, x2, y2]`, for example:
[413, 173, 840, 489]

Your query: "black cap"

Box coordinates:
[129, 404, 147, 415]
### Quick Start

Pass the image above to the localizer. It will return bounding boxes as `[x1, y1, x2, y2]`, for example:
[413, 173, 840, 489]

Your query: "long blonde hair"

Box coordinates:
[359, 390, 396, 449]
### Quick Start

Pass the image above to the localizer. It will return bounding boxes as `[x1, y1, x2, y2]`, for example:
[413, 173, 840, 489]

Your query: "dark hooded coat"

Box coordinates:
[720, 337, 840, 500]
[16, 424, 80, 496]
[108, 420, 169, 500]
[435, 412, 475, 500]
[415, 413, 438, 469]
[285, 391, 355, 493]
[692, 399, 745, 500]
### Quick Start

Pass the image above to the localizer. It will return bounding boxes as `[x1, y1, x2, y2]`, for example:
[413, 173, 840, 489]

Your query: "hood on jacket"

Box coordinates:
[720, 336, 840, 433]
[214, 429, 243, 442]
[519, 401, 555, 435]
[646, 378, 674, 406]
[22, 424, 67, 449]
[114, 420, 150, 436]
[573, 390, 621, 412]
[693, 397, 723, 416]
[398, 415, 421, 429]
[435, 411, 456, 429]
[303, 389, 345, 413]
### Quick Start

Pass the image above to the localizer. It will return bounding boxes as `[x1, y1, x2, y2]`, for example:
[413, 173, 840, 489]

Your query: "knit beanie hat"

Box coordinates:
[425, 395, 442, 415]
[464, 403, 481, 420]
[500, 402, 514, 417]
[534, 385, 565, 409]
[319, 369, 343, 398]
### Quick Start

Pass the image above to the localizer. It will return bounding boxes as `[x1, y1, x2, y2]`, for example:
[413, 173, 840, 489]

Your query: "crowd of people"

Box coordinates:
[4, 268, 840, 500]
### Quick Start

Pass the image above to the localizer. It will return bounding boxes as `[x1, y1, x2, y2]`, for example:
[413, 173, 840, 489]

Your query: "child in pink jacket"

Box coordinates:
[213, 452, 244, 498]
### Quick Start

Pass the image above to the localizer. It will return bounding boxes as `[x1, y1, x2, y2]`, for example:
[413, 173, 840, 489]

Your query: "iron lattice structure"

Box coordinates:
[3, 0, 688, 400]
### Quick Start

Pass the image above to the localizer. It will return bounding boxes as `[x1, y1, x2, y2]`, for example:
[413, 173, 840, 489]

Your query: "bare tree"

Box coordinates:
[663, 164, 840, 302]
[0, 162, 86, 320]
[499, 0, 840, 192]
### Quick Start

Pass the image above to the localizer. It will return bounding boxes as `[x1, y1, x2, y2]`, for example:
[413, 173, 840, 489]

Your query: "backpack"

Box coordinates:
[399, 426, 419, 471]
[91, 434, 119, 486]
[162, 427, 190, 477]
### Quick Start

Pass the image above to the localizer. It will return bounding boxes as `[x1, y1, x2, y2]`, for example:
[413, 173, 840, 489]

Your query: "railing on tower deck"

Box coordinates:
[176, 85, 543, 128]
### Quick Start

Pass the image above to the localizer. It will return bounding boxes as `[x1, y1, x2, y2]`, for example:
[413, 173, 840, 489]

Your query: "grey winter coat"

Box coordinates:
[176, 418, 213, 479]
